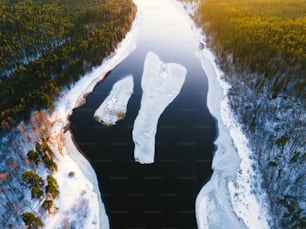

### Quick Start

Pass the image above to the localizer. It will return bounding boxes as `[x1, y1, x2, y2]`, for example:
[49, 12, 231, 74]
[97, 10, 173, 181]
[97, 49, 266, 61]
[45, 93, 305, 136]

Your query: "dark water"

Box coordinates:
[70, 2, 216, 228]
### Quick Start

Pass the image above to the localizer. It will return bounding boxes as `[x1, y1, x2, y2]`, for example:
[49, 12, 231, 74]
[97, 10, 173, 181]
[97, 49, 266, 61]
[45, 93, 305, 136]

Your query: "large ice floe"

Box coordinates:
[133, 52, 186, 164]
[94, 76, 134, 126]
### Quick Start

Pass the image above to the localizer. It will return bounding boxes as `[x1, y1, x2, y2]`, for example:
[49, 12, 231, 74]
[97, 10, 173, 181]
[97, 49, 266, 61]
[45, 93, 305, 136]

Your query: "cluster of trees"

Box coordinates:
[35, 139, 57, 173]
[26, 139, 58, 173]
[22, 212, 44, 229]
[21, 140, 60, 228]
[197, 0, 305, 95]
[0, 0, 137, 132]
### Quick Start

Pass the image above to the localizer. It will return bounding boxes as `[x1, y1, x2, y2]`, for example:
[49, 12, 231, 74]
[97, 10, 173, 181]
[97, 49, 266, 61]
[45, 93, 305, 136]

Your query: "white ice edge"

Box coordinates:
[195, 21, 271, 229]
[45, 5, 142, 228]
[194, 49, 245, 229]
[169, 1, 271, 228]
[132, 52, 186, 164]
[94, 76, 134, 126]
[195, 43, 271, 228]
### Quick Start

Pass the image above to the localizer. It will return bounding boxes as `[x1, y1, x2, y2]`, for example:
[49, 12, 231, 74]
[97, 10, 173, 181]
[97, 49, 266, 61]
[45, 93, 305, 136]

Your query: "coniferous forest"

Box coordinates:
[196, 0, 305, 96]
[0, 0, 137, 132]
[0, 1, 136, 227]
[0, 0, 305, 228]
[195, 0, 306, 228]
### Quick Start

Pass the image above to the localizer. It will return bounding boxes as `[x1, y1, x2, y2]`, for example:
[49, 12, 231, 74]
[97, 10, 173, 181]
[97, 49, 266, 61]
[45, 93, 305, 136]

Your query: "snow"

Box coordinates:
[169, 1, 271, 228]
[132, 51, 186, 164]
[195, 47, 271, 229]
[94, 76, 134, 126]
[43, 4, 142, 228]
[45, 132, 101, 229]
[194, 19, 271, 229]
[195, 49, 245, 229]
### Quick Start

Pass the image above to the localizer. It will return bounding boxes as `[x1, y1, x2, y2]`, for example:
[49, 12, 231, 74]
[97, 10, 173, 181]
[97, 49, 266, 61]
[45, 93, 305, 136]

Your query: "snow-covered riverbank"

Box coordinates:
[43, 5, 142, 228]
[195, 47, 270, 229]
[170, 0, 272, 228]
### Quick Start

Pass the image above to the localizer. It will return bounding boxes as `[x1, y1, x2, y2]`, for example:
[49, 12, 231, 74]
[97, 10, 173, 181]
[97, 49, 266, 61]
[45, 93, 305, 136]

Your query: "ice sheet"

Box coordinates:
[132, 52, 186, 164]
[94, 76, 134, 126]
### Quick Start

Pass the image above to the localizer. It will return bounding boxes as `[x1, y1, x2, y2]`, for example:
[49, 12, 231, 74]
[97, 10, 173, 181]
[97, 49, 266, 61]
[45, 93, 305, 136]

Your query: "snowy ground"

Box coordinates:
[43, 5, 142, 228]
[195, 27, 271, 229]
[194, 51, 244, 229]
[169, 1, 272, 228]
[132, 52, 186, 164]
[94, 75, 134, 126]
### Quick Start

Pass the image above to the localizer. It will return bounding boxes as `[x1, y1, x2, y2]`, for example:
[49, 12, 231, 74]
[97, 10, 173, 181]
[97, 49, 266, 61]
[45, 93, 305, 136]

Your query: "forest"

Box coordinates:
[196, 0, 305, 96]
[196, 0, 306, 228]
[0, 0, 137, 132]
[0, 0, 136, 227]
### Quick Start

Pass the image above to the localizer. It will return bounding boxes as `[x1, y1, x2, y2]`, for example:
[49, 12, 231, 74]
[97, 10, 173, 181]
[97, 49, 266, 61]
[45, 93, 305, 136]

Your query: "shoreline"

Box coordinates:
[44, 5, 141, 228]
[195, 48, 246, 229]
[195, 14, 271, 229]
[195, 32, 271, 229]
[170, 1, 271, 228]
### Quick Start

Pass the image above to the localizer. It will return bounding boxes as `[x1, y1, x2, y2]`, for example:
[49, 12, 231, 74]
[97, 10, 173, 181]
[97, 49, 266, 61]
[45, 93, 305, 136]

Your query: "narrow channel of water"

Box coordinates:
[70, 1, 216, 228]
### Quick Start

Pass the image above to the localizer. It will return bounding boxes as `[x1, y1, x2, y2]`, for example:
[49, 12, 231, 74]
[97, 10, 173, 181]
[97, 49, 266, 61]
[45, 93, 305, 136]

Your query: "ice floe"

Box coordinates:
[94, 76, 134, 126]
[132, 51, 186, 164]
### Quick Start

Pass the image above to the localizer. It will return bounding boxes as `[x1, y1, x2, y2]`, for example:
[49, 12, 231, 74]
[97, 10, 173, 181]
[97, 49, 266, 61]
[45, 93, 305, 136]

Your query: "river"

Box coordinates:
[70, 0, 215, 228]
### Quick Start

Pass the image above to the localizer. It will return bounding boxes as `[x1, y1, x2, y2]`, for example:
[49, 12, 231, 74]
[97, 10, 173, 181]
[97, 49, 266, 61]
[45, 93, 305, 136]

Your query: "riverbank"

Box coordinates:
[43, 6, 142, 228]
[170, 0, 272, 228]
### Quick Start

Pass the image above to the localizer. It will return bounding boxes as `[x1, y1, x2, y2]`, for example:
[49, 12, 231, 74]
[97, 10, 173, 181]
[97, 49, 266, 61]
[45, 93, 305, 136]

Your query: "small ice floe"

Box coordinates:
[133, 51, 187, 164]
[94, 76, 134, 126]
